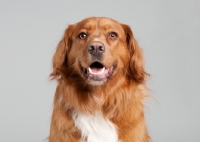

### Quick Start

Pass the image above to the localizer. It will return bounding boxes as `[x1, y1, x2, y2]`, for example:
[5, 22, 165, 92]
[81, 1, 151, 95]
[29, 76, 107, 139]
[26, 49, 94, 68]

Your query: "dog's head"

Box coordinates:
[51, 17, 147, 85]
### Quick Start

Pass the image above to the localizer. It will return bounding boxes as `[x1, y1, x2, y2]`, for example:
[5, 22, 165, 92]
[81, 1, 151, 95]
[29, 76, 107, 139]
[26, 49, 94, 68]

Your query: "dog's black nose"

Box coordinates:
[88, 41, 105, 56]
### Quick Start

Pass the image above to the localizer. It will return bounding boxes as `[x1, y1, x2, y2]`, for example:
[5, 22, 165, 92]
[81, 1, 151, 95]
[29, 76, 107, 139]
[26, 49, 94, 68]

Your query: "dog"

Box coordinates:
[49, 17, 150, 142]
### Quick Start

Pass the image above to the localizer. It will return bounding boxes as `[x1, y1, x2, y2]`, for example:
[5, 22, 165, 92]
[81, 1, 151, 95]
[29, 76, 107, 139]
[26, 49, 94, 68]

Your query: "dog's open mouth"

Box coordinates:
[81, 61, 116, 83]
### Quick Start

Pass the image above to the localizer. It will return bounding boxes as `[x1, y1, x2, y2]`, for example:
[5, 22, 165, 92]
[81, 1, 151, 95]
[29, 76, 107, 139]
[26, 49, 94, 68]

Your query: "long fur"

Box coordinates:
[49, 17, 150, 142]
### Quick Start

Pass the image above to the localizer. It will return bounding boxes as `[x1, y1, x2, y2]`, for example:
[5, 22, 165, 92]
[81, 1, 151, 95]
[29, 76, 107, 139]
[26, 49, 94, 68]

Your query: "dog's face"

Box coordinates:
[68, 18, 129, 85]
[51, 17, 146, 85]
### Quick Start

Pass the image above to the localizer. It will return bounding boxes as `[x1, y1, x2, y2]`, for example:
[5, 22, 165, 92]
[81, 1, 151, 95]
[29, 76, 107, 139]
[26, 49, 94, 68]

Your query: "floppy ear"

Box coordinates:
[122, 24, 148, 83]
[50, 25, 75, 79]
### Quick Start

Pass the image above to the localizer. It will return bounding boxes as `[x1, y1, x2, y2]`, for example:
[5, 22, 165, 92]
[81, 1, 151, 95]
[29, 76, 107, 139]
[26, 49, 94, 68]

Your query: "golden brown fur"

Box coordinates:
[49, 17, 150, 142]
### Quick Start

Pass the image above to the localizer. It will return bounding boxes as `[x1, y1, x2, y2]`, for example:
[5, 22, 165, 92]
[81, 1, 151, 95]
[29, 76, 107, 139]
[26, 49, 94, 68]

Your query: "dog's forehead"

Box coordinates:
[99, 18, 123, 30]
[75, 17, 124, 32]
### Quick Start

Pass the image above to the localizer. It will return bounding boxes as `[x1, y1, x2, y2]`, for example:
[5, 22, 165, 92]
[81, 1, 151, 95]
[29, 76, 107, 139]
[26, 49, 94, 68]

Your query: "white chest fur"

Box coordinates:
[72, 111, 118, 142]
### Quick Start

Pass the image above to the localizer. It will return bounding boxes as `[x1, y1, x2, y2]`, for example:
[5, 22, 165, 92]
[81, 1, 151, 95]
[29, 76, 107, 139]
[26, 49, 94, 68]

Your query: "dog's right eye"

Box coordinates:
[78, 32, 87, 39]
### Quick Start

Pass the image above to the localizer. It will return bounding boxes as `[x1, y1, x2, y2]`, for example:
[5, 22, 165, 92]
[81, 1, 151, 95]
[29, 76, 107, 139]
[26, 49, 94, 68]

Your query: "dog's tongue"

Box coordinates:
[89, 67, 105, 75]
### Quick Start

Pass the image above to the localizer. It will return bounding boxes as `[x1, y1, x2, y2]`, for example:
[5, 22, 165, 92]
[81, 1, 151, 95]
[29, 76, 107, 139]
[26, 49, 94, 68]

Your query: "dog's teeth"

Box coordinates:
[99, 67, 105, 74]
[89, 67, 105, 75]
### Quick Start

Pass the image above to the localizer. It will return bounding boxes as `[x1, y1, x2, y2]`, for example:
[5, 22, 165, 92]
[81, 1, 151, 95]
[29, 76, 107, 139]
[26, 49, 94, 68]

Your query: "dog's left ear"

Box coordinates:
[121, 24, 148, 83]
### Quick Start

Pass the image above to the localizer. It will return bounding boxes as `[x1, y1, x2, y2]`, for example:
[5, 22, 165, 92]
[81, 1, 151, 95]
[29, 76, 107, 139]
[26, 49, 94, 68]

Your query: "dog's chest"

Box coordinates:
[72, 111, 118, 142]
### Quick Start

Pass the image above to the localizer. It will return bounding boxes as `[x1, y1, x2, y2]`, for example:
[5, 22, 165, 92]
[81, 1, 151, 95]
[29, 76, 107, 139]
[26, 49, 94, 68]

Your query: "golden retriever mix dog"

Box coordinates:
[49, 17, 150, 142]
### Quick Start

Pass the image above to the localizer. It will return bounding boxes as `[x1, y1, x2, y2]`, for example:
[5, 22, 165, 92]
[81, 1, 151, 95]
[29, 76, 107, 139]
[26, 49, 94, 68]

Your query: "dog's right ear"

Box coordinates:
[50, 25, 75, 79]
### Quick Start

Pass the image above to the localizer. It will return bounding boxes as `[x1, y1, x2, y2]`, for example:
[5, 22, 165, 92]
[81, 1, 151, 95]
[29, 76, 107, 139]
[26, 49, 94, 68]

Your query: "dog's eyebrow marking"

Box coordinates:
[102, 25, 112, 31]
[82, 22, 97, 30]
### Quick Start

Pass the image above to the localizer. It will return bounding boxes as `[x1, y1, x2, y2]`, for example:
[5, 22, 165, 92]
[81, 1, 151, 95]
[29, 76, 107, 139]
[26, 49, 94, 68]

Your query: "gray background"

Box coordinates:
[0, 0, 199, 142]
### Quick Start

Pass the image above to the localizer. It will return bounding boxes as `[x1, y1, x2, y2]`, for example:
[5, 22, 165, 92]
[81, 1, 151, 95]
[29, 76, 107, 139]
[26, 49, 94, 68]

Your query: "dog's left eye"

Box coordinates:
[108, 32, 118, 40]
[78, 32, 87, 39]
